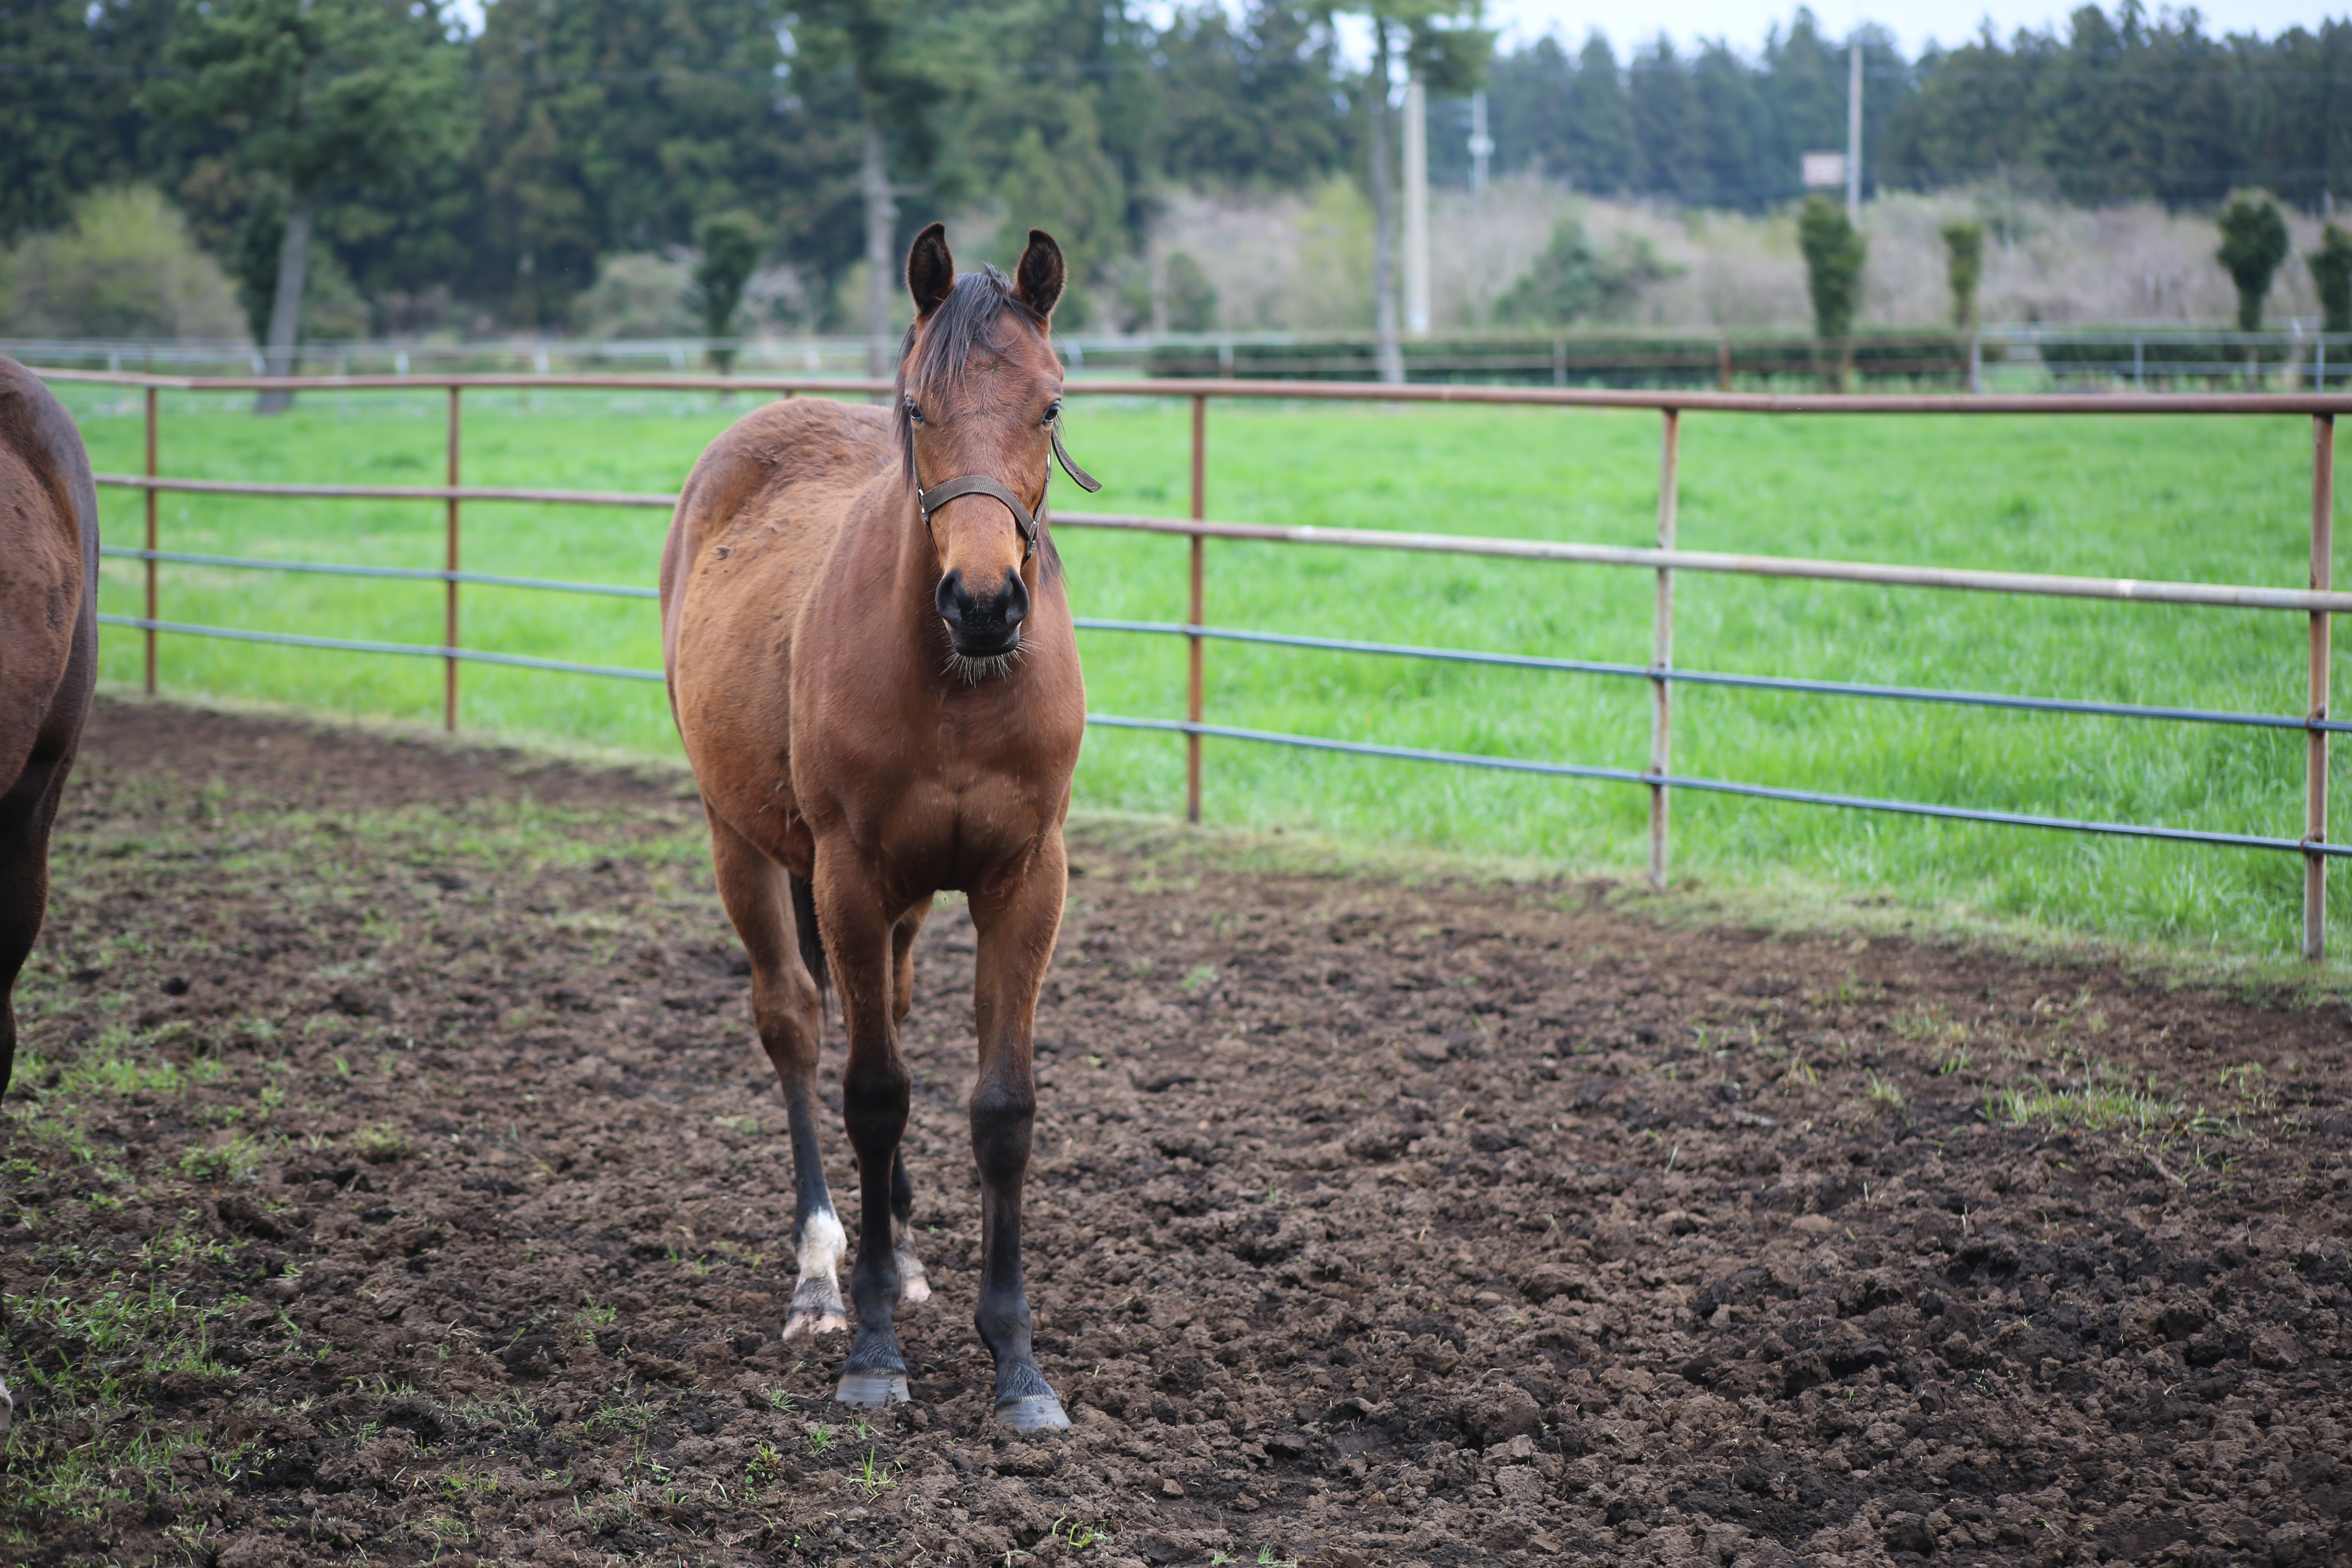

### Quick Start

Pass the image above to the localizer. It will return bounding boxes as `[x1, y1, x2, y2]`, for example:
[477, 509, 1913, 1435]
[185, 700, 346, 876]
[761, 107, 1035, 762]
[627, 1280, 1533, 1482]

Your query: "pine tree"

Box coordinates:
[1941, 219, 1983, 330]
[2307, 223, 2352, 336]
[2216, 192, 2290, 332]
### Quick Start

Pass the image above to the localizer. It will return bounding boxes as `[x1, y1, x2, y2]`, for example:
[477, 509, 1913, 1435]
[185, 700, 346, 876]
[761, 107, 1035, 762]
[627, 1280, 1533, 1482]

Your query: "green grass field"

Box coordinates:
[48, 379, 2349, 956]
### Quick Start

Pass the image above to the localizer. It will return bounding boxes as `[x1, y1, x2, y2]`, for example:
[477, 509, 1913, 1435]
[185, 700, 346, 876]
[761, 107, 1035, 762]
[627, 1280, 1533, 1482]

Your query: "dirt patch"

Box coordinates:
[2, 695, 2349, 1567]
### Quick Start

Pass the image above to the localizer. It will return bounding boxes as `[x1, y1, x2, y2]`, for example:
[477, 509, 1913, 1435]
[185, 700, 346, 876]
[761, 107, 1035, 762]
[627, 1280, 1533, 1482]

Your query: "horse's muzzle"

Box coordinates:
[935, 568, 1029, 657]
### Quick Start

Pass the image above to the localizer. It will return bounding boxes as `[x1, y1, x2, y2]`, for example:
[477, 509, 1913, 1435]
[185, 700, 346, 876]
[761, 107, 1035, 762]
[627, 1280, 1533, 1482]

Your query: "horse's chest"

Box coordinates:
[799, 727, 1042, 881]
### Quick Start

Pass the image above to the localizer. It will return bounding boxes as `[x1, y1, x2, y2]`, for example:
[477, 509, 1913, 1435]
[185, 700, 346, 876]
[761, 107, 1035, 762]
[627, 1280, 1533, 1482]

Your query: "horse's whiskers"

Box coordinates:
[943, 641, 1023, 685]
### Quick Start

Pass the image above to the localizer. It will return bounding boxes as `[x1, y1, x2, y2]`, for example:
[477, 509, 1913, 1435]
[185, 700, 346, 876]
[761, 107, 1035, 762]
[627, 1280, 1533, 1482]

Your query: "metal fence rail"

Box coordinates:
[1085, 715, 2352, 858]
[91, 614, 665, 682]
[1069, 619, 2352, 733]
[30, 363, 2349, 958]
[101, 546, 662, 599]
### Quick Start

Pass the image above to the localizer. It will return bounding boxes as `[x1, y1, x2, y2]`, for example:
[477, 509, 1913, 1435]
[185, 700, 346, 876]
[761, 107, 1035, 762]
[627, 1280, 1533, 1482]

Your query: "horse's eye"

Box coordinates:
[904, 400, 924, 424]
[1043, 399, 1062, 425]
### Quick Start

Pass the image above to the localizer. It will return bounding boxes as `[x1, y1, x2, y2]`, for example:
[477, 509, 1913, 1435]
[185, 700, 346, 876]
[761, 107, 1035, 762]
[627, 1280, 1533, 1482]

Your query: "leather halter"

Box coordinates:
[916, 421, 1100, 562]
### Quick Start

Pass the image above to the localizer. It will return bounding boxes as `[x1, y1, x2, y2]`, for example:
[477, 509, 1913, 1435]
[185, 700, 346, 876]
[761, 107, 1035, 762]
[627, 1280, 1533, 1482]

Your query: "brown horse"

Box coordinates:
[659, 225, 1094, 1430]
[0, 354, 102, 1434]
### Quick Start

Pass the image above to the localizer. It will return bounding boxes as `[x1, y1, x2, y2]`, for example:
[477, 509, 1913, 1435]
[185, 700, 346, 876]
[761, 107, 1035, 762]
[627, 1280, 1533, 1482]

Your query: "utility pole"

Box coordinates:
[860, 102, 897, 381]
[1403, 72, 1431, 336]
[1468, 90, 1493, 196]
[1845, 39, 1862, 224]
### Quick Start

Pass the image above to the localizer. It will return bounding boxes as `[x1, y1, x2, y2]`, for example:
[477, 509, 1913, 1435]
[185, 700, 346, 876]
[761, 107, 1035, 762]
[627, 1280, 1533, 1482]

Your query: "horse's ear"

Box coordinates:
[907, 223, 955, 318]
[1011, 229, 1065, 320]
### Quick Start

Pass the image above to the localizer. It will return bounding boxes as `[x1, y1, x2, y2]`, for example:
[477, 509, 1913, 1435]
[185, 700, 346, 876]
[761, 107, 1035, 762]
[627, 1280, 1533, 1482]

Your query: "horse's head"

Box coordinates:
[897, 223, 1069, 675]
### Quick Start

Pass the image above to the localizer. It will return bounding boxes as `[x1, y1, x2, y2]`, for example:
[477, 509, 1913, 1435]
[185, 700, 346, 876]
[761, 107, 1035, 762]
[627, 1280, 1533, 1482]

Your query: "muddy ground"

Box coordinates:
[2, 697, 2350, 1568]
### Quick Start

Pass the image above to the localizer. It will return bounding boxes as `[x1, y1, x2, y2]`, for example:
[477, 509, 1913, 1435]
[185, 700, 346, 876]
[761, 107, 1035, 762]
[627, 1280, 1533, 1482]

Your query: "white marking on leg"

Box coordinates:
[782, 1207, 848, 1340]
[0, 1372, 13, 1435]
[895, 1221, 931, 1308]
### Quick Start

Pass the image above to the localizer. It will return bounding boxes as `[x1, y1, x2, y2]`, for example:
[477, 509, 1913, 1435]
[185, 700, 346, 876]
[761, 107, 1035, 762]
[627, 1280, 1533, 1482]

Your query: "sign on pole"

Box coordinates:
[1801, 151, 1846, 190]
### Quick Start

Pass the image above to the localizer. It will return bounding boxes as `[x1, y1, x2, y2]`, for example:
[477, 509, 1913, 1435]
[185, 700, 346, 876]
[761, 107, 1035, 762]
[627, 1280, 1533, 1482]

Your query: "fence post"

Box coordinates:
[1968, 333, 1982, 396]
[143, 385, 158, 693]
[1187, 394, 1207, 824]
[445, 385, 462, 733]
[2309, 412, 2336, 962]
[1716, 336, 1731, 392]
[1649, 408, 1680, 891]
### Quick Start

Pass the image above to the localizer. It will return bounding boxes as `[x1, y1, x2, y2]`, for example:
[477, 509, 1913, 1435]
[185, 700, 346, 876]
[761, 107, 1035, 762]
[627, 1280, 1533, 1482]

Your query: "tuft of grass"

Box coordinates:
[850, 1447, 894, 1496]
[1865, 1070, 1905, 1108]
[349, 1123, 411, 1164]
[176, 1134, 265, 1185]
[581, 1388, 658, 1439]
[1777, 1056, 1820, 1094]
[1051, 1514, 1111, 1550]
[1981, 1053, 2207, 1137]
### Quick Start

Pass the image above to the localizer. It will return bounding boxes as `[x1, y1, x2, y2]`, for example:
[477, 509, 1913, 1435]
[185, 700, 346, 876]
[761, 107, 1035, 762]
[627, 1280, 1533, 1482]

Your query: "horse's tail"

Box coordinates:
[788, 871, 829, 996]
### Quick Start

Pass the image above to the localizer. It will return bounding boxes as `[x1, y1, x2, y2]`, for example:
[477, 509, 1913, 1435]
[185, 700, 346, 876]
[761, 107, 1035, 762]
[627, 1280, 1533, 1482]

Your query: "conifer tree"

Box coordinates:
[2216, 193, 2290, 333]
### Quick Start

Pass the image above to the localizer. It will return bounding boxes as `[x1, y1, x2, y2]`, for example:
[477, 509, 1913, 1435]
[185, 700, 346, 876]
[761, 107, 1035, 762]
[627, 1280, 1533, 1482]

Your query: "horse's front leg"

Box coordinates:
[967, 833, 1070, 1430]
[815, 844, 913, 1407]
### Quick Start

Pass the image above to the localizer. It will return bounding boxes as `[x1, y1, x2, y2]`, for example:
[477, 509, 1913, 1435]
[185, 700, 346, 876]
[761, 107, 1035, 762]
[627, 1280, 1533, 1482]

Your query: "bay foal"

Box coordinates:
[660, 226, 1090, 1430]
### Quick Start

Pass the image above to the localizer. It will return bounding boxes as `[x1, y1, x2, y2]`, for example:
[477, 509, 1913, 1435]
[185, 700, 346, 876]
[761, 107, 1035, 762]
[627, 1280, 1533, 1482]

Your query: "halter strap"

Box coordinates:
[917, 475, 1040, 560]
[1050, 423, 1101, 493]
[915, 419, 1101, 562]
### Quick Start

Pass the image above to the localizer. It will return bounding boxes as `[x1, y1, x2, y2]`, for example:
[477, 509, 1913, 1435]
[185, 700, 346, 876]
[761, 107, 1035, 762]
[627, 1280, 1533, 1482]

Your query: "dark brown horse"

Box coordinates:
[659, 225, 1093, 1430]
[0, 354, 102, 1434]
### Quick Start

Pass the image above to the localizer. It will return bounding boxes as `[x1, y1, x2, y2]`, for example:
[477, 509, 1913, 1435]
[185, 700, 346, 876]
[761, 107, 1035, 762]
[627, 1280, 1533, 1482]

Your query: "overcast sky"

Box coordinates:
[1479, 0, 2344, 58]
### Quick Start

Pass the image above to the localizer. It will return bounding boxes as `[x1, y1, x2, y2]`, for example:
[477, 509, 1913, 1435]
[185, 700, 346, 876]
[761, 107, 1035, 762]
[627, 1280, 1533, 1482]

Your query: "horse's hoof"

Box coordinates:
[781, 1306, 848, 1341]
[835, 1371, 909, 1408]
[994, 1393, 1069, 1432]
[783, 1275, 848, 1341]
[896, 1252, 931, 1308]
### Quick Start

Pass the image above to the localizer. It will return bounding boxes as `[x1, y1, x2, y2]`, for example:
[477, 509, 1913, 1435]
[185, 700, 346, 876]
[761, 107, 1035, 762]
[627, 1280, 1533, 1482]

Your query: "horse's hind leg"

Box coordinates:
[889, 901, 932, 1309]
[708, 813, 844, 1341]
[0, 762, 66, 1440]
[0, 752, 71, 1103]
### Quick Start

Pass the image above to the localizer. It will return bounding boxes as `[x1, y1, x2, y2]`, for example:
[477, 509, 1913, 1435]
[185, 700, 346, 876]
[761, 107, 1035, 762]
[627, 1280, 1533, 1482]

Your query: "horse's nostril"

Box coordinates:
[1001, 572, 1029, 628]
[934, 570, 969, 626]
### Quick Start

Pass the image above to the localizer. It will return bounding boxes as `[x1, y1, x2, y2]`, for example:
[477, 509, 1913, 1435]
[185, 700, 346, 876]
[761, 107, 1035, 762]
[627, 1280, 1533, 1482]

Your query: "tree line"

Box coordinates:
[1474, 5, 2352, 209]
[3, 0, 2348, 345]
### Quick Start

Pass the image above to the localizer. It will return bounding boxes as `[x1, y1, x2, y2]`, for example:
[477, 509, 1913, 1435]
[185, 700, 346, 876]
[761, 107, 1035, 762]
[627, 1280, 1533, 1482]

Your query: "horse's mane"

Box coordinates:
[894, 267, 1063, 582]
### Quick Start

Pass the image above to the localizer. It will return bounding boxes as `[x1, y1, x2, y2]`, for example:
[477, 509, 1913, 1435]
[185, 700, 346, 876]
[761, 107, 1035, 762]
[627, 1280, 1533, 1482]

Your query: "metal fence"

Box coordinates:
[27, 364, 2352, 958]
